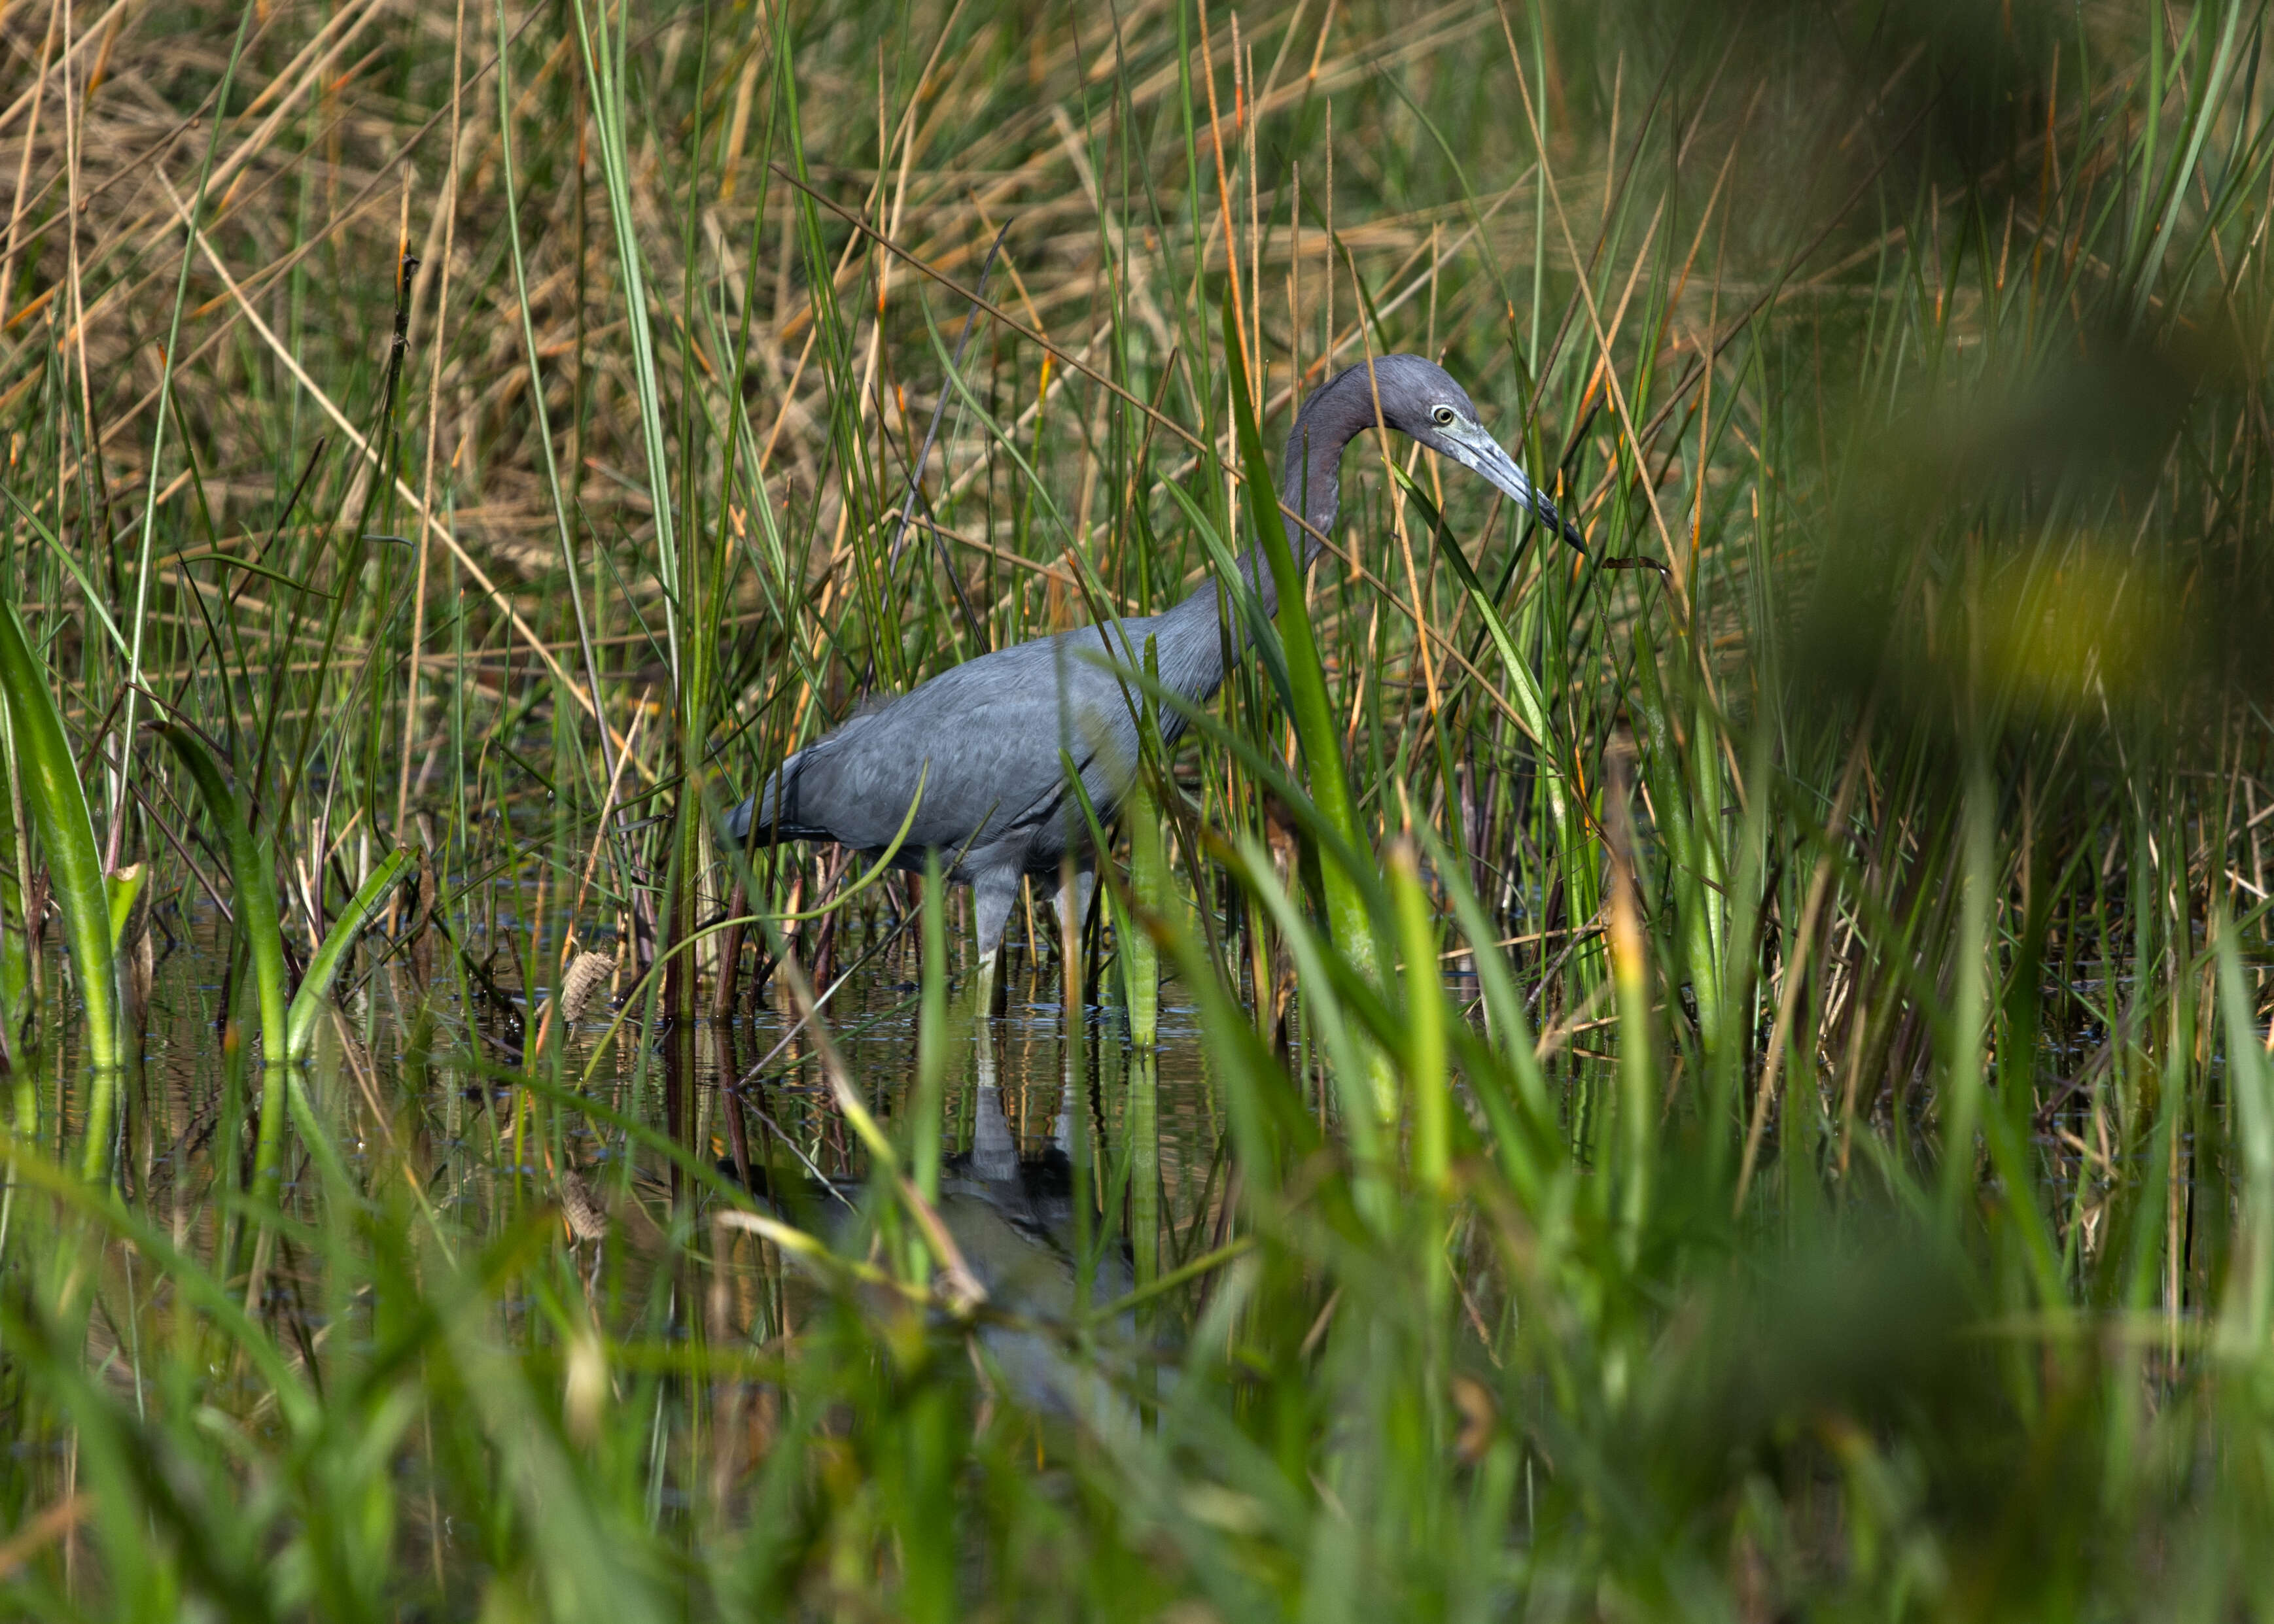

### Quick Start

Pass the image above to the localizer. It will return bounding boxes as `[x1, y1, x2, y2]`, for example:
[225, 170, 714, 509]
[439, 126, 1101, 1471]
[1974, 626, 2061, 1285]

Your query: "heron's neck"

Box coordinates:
[1163, 373, 1362, 644]
[1259, 402, 1348, 610]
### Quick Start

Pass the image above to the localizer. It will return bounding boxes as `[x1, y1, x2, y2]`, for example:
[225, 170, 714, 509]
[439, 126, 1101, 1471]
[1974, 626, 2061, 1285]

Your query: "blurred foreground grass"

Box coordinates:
[3, 0, 2274, 1615]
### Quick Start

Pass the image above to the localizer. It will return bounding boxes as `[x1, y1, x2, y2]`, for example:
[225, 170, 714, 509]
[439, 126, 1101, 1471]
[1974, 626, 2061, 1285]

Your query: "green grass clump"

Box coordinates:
[3, 0, 2274, 1615]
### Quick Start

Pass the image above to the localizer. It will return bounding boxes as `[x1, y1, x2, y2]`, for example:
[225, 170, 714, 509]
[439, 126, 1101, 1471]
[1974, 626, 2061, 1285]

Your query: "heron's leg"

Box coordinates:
[1050, 864, 1098, 1029]
[971, 869, 1019, 1018]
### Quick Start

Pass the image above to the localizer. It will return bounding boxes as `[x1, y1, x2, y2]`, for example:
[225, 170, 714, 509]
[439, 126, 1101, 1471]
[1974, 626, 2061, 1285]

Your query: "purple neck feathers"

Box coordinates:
[1251, 367, 1371, 615]
[1155, 366, 1374, 670]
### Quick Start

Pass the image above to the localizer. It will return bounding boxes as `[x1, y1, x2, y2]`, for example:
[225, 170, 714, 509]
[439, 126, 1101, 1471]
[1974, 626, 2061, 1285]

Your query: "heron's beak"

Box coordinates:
[1444, 428, 1588, 555]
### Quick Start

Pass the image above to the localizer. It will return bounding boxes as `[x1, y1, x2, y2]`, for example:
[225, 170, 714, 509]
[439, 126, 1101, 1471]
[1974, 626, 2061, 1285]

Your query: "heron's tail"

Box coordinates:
[722, 757, 803, 844]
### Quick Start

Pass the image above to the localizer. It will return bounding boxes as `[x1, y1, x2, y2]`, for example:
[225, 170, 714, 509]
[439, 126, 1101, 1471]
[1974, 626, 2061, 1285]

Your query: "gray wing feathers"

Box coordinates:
[724, 621, 1169, 872]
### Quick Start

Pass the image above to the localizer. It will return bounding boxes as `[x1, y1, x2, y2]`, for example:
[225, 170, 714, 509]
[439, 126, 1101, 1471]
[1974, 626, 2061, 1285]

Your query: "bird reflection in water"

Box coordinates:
[727, 1038, 1140, 1433]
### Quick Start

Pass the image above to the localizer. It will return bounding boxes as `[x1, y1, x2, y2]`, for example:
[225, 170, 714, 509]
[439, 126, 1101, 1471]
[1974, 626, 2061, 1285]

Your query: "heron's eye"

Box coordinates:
[1431, 405, 1456, 427]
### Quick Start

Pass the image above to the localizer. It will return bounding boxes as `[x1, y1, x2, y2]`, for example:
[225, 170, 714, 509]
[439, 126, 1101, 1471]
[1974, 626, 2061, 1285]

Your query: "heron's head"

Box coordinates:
[1357, 354, 1586, 553]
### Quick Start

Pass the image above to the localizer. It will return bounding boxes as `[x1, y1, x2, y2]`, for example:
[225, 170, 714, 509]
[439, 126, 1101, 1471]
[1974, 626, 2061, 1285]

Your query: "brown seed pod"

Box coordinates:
[557, 951, 618, 1028]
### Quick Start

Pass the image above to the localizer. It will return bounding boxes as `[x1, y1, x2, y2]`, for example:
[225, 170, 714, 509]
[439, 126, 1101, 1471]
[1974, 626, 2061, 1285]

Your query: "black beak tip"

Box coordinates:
[1533, 493, 1587, 556]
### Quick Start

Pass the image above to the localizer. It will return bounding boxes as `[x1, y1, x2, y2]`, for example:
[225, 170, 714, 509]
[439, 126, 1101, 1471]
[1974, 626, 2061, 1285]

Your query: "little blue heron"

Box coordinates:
[724, 353, 1584, 970]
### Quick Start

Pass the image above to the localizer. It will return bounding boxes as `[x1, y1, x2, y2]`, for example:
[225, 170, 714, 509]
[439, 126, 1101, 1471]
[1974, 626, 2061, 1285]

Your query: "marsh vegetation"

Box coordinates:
[2, 0, 2273, 1615]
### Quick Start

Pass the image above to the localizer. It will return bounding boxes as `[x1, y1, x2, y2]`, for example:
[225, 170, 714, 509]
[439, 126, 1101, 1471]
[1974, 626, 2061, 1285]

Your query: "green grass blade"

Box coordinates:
[1221, 294, 1376, 982]
[0, 604, 116, 1084]
[285, 845, 413, 1062]
[158, 725, 292, 1210]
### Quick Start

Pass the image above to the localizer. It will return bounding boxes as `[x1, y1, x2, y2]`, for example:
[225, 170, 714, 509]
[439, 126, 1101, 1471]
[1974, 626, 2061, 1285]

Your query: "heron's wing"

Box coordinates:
[786, 625, 1157, 855]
